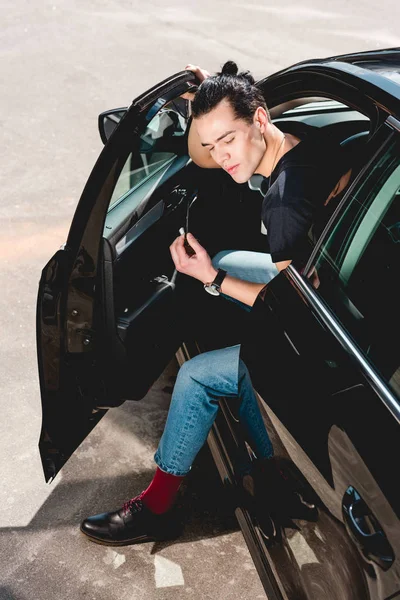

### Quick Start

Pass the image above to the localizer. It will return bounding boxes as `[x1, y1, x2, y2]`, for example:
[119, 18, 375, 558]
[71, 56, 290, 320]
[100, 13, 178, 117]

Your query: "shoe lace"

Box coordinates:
[122, 493, 144, 515]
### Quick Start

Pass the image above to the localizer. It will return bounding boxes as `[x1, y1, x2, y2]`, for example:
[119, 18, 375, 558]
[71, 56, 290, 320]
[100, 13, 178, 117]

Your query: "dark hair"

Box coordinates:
[191, 61, 269, 124]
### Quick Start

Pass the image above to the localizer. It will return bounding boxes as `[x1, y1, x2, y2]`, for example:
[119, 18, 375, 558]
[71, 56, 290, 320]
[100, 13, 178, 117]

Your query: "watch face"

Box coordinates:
[204, 283, 220, 296]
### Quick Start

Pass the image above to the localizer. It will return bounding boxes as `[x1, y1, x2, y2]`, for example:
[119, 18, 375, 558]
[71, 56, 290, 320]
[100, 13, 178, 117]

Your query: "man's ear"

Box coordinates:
[254, 107, 268, 134]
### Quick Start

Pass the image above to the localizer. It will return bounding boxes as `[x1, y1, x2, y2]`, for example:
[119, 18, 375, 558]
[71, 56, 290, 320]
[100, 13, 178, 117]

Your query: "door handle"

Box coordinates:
[165, 186, 188, 210]
[342, 486, 394, 571]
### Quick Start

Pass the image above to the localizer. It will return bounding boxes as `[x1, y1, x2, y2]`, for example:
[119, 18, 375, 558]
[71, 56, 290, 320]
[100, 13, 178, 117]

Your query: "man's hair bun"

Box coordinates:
[220, 61, 239, 76]
[219, 61, 255, 85]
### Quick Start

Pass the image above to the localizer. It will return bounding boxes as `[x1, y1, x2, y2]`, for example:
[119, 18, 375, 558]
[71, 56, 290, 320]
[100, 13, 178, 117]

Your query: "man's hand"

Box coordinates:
[170, 233, 267, 306]
[170, 233, 217, 284]
[185, 64, 211, 83]
[181, 64, 211, 100]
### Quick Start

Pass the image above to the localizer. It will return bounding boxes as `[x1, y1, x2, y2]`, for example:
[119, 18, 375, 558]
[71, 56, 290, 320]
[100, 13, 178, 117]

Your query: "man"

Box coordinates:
[80, 62, 350, 546]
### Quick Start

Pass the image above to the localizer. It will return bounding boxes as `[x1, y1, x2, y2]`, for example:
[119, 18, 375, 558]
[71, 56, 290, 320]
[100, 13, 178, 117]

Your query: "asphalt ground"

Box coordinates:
[1, 1, 399, 598]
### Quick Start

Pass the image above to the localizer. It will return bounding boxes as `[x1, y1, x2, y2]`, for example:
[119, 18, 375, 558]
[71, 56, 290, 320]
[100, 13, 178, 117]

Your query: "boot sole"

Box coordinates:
[80, 525, 181, 546]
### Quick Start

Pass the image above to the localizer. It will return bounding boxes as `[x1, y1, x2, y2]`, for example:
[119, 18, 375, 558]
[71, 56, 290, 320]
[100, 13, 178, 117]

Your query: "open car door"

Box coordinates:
[37, 71, 200, 481]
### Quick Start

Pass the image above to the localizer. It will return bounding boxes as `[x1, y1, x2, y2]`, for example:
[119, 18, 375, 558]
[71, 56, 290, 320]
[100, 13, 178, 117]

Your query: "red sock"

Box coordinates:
[141, 467, 184, 514]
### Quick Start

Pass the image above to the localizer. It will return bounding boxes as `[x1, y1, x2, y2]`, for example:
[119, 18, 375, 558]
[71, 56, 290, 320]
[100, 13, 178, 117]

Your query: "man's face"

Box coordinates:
[194, 99, 267, 183]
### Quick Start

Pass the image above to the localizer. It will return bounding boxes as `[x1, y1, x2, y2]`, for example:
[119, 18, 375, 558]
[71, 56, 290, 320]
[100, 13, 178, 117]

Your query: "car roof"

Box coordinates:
[319, 48, 400, 87]
[265, 48, 400, 116]
[316, 48, 400, 67]
[289, 48, 400, 75]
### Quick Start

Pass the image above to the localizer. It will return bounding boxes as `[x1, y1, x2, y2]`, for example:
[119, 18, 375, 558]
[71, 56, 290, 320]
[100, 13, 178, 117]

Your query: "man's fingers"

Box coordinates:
[170, 235, 190, 271]
[169, 237, 182, 269]
[175, 236, 189, 265]
[184, 65, 210, 82]
[186, 232, 204, 253]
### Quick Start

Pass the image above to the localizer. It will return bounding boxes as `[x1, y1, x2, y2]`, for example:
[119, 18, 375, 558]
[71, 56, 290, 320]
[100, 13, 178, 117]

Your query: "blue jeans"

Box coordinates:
[211, 250, 278, 284]
[154, 345, 274, 477]
[212, 250, 279, 310]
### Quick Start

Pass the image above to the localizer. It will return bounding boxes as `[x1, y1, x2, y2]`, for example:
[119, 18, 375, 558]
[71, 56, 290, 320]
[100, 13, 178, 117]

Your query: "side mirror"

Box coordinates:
[98, 108, 128, 144]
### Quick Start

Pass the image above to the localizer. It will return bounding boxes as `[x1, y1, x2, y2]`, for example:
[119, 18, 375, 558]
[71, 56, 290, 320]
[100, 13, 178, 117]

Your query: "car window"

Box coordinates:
[308, 132, 400, 397]
[107, 98, 188, 212]
[279, 99, 348, 115]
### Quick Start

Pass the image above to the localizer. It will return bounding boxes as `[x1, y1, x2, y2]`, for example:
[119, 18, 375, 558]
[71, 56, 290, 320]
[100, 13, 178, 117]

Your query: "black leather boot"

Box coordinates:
[252, 457, 319, 522]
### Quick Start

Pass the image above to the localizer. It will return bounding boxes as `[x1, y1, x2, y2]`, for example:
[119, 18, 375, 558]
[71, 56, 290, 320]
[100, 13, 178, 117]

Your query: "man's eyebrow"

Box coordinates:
[201, 130, 235, 147]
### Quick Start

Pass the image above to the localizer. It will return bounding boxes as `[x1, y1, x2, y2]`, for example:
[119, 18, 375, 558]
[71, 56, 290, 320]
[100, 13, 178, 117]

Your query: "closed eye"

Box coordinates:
[209, 137, 234, 153]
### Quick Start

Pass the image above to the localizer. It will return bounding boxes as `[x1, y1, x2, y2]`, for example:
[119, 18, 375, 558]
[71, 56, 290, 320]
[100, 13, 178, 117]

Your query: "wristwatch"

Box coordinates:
[203, 269, 227, 296]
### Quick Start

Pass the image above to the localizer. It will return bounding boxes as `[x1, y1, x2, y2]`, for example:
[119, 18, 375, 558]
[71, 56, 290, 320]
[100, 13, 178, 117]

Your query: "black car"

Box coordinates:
[37, 49, 400, 599]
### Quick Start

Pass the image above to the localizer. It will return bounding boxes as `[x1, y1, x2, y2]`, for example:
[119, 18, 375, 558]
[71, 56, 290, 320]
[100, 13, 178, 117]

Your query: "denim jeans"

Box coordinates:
[211, 249, 279, 284]
[154, 345, 274, 477]
[211, 250, 279, 311]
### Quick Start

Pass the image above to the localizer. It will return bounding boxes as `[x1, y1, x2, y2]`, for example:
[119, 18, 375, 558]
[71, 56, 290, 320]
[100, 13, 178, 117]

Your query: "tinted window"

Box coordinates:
[107, 99, 188, 212]
[309, 131, 400, 397]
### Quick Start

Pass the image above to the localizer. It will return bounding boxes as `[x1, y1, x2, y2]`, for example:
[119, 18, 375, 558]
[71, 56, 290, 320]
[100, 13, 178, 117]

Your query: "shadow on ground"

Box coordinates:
[0, 445, 239, 545]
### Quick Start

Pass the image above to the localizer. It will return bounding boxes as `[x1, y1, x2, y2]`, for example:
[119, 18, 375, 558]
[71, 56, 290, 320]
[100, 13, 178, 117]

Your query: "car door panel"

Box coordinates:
[115, 199, 165, 254]
[111, 162, 199, 286]
[242, 269, 400, 599]
[37, 71, 199, 481]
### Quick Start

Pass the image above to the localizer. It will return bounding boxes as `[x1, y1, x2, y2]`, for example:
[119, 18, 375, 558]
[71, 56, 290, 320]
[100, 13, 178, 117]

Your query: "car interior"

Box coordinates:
[96, 90, 375, 407]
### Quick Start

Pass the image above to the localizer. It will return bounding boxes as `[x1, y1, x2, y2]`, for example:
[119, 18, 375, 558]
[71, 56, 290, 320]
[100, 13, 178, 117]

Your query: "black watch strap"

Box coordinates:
[213, 268, 227, 289]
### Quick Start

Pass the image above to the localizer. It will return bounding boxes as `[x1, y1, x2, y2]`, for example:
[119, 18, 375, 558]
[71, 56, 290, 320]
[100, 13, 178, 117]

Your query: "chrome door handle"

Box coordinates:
[342, 486, 394, 571]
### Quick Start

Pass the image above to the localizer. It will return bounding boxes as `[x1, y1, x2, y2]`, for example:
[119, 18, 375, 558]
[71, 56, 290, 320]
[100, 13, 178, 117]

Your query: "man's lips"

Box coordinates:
[226, 164, 239, 174]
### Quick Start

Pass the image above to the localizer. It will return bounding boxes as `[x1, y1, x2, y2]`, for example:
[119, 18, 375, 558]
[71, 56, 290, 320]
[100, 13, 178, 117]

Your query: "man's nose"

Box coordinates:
[215, 147, 230, 166]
